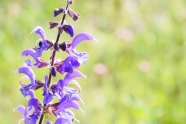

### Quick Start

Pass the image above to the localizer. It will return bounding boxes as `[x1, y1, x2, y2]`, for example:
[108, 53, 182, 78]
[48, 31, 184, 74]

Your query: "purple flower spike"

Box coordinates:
[16, 1, 95, 123]
[18, 66, 35, 86]
[71, 32, 95, 49]
[32, 26, 46, 42]
[63, 25, 74, 37]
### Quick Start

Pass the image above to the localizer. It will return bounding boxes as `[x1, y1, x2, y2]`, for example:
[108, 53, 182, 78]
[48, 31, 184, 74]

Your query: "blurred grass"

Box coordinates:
[1, 0, 186, 123]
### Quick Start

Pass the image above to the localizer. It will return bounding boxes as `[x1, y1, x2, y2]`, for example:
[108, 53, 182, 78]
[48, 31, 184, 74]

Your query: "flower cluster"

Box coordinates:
[15, 1, 95, 124]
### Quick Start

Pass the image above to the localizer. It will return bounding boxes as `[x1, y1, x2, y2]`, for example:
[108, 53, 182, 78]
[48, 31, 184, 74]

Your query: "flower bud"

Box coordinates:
[67, 0, 74, 4]
[63, 25, 74, 37]
[59, 42, 66, 51]
[67, 8, 80, 21]
[54, 8, 65, 17]
[49, 22, 59, 29]
[50, 66, 57, 77]
[54, 43, 59, 51]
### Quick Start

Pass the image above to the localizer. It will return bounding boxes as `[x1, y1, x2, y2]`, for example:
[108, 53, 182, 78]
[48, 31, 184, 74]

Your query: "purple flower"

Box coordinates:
[20, 80, 44, 97]
[22, 49, 49, 68]
[51, 70, 85, 99]
[32, 26, 53, 57]
[65, 33, 95, 64]
[70, 32, 95, 49]
[51, 93, 81, 117]
[18, 66, 44, 96]
[16, 1, 95, 123]
[56, 56, 80, 74]
[18, 66, 36, 86]
[16, 97, 42, 124]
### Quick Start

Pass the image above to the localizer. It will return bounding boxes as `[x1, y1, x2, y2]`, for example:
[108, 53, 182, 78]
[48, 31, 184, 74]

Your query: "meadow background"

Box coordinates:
[0, 0, 186, 123]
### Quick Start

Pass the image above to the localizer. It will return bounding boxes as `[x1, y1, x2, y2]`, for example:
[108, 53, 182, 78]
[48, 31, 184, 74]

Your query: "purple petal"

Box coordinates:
[52, 80, 65, 99]
[18, 66, 35, 86]
[71, 50, 89, 64]
[71, 32, 94, 49]
[25, 115, 38, 124]
[28, 98, 40, 111]
[34, 48, 43, 57]
[58, 62, 73, 74]
[65, 110, 75, 119]
[22, 49, 38, 61]
[65, 87, 79, 94]
[57, 101, 80, 112]
[69, 56, 80, 68]
[22, 49, 35, 56]
[32, 26, 46, 41]
[64, 56, 80, 68]
[43, 76, 53, 104]
[64, 25, 74, 37]
[20, 84, 32, 97]
[27, 90, 36, 99]
[16, 105, 27, 118]
[43, 92, 53, 104]
[24, 59, 33, 67]
[47, 121, 53, 124]
[22, 49, 48, 68]
[56, 79, 65, 90]
[55, 118, 72, 124]
[64, 70, 85, 86]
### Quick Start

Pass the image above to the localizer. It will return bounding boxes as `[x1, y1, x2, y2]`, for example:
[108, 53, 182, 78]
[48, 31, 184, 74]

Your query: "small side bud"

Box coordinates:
[58, 25, 63, 34]
[63, 25, 74, 37]
[49, 22, 59, 29]
[50, 66, 57, 77]
[67, 8, 80, 21]
[54, 8, 65, 17]
[59, 42, 67, 51]
[67, 0, 74, 4]
[54, 43, 59, 51]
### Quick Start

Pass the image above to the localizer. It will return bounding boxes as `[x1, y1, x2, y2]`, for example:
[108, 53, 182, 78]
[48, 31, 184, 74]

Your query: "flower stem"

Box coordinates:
[38, 3, 69, 124]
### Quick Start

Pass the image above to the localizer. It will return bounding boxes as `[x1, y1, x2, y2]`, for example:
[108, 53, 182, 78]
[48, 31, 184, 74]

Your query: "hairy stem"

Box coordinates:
[38, 3, 69, 124]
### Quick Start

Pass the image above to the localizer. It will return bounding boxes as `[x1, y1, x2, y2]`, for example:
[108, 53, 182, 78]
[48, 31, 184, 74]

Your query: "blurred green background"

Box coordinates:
[1, 0, 186, 123]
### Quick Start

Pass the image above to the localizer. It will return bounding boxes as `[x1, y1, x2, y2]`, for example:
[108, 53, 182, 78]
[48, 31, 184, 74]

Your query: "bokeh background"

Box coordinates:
[1, 0, 186, 123]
